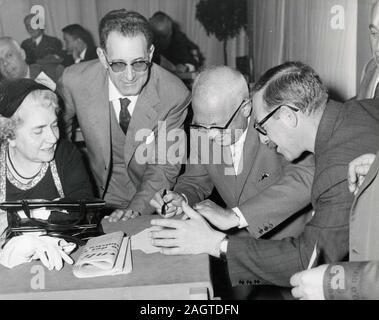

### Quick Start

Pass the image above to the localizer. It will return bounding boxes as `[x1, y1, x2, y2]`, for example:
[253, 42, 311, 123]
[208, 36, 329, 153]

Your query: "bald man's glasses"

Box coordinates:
[190, 98, 251, 132]
[254, 104, 299, 136]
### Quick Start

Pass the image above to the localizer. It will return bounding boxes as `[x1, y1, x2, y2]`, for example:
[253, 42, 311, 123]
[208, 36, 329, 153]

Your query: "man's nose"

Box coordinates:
[125, 64, 135, 81]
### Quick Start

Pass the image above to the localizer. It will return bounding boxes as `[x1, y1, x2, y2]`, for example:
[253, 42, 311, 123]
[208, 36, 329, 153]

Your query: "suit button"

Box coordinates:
[254, 280, 260, 284]
[269, 223, 274, 228]
[264, 226, 268, 231]
[246, 280, 253, 285]
[104, 166, 107, 171]
[259, 229, 263, 234]
[239, 280, 245, 285]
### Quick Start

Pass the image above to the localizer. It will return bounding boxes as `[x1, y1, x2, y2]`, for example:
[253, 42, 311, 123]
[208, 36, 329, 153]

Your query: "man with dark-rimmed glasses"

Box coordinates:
[59, 10, 191, 222]
[149, 62, 379, 299]
[150, 65, 314, 248]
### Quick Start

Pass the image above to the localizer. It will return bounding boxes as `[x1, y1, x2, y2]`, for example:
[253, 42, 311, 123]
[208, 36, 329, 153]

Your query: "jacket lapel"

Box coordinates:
[235, 119, 260, 199]
[123, 78, 159, 167]
[85, 67, 111, 168]
[208, 141, 238, 205]
[352, 153, 379, 208]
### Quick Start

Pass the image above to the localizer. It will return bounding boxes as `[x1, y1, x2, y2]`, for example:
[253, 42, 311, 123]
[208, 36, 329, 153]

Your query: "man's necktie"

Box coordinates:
[119, 97, 131, 134]
[374, 82, 379, 99]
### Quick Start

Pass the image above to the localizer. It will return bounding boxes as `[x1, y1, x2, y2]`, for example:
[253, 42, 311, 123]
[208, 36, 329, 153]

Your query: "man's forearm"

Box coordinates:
[324, 261, 379, 300]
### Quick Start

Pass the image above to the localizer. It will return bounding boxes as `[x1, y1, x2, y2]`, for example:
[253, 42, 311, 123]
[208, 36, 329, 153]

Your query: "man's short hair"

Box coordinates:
[99, 9, 153, 50]
[62, 24, 95, 47]
[24, 13, 35, 25]
[254, 61, 328, 115]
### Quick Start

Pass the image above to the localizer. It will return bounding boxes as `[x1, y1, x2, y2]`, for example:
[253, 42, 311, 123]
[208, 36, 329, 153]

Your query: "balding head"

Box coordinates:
[192, 66, 249, 124]
[0, 37, 28, 80]
[191, 66, 251, 145]
[370, 1, 379, 65]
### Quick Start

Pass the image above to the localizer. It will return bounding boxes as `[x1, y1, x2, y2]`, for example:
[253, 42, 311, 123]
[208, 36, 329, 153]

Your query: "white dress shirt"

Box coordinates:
[108, 77, 138, 121]
[74, 48, 87, 64]
[230, 118, 251, 228]
[34, 34, 43, 46]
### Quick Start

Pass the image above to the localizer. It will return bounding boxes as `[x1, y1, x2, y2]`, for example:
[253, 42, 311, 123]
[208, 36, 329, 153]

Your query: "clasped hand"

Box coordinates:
[149, 189, 186, 218]
[150, 201, 225, 256]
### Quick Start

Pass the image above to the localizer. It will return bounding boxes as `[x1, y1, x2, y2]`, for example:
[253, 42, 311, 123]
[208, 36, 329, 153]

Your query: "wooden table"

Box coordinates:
[0, 216, 213, 300]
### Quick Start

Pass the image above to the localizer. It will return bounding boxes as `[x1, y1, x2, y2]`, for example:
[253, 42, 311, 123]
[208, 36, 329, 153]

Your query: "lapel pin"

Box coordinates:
[259, 173, 270, 181]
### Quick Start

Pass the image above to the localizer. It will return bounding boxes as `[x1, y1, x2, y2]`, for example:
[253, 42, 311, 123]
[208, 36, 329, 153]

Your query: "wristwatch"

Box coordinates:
[219, 235, 229, 261]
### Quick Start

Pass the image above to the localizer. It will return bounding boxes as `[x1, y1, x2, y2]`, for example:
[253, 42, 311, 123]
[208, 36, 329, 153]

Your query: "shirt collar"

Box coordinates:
[34, 34, 43, 46]
[232, 117, 250, 148]
[108, 77, 138, 103]
[79, 48, 86, 60]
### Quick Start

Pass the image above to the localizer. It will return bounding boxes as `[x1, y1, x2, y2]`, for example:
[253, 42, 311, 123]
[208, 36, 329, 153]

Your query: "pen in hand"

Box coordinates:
[161, 189, 168, 216]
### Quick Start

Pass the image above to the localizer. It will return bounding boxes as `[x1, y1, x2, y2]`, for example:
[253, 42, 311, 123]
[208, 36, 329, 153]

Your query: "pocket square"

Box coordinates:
[145, 132, 155, 145]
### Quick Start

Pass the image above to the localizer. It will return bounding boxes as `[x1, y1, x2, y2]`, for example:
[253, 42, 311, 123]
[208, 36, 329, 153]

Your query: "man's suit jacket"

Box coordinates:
[225, 99, 379, 287]
[357, 58, 379, 100]
[174, 119, 314, 239]
[59, 60, 191, 214]
[21, 35, 63, 65]
[29, 63, 64, 84]
[62, 46, 98, 67]
[323, 150, 379, 299]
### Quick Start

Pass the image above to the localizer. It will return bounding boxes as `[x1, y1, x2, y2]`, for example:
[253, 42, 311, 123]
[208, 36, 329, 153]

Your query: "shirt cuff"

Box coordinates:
[232, 207, 249, 228]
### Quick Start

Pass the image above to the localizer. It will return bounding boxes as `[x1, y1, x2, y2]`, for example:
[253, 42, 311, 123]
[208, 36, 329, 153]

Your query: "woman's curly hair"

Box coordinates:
[0, 89, 59, 143]
[0, 115, 18, 142]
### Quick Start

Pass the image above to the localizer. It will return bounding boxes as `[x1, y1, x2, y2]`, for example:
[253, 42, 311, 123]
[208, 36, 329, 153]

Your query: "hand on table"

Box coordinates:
[193, 200, 240, 230]
[150, 202, 225, 257]
[348, 153, 376, 195]
[290, 264, 328, 300]
[0, 234, 75, 270]
[107, 209, 140, 222]
[149, 189, 185, 218]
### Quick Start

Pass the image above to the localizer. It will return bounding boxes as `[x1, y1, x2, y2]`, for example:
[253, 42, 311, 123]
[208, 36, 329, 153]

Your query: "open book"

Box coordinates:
[73, 231, 132, 278]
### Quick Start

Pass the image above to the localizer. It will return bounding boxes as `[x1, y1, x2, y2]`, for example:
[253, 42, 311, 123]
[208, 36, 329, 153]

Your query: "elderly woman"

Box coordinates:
[0, 78, 94, 270]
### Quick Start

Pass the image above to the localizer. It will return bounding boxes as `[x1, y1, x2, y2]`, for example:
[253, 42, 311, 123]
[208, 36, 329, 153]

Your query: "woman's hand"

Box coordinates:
[0, 234, 75, 270]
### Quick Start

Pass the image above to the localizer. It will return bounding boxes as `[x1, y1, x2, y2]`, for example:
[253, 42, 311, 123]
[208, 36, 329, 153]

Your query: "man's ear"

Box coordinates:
[280, 105, 298, 128]
[97, 47, 108, 70]
[20, 48, 26, 60]
[148, 44, 155, 62]
[242, 101, 252, 118]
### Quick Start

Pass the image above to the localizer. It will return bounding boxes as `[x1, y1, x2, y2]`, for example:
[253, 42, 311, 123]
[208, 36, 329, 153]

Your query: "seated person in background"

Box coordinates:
[357, 0, 379, 100]
[150, 62, 379, 295]
[0, 78, 94, 269]
[290, 152, 379, 300]
[0, 37, 63, 90]
[149, 11, 204, 74]
[62, 24, 97, 67]
[21, 13, 63, 65]
[150, 66, 314, 241]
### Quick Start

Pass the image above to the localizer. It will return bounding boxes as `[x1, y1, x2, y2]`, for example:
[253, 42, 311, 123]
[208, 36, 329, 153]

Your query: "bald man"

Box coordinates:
[150, 66, 314, 241]
[357, 0, 379, 99]
[0, 37, 63, 90]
